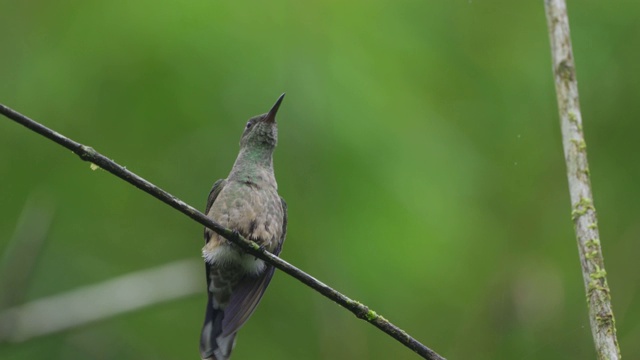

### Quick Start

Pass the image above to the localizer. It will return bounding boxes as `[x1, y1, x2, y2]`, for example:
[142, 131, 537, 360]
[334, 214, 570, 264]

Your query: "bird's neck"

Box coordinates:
[228, 147, 276, 187]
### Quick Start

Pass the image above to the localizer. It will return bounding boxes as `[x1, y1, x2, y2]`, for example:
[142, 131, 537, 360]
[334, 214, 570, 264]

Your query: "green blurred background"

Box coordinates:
[1, 0, 639, 359]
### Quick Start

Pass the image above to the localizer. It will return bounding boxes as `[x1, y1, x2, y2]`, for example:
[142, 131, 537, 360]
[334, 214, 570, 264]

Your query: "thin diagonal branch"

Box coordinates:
[0, 104, 445, 360]
[544, 1, 621, 359]
[0, 195, 54, 311]
[0, 259, 202, 343]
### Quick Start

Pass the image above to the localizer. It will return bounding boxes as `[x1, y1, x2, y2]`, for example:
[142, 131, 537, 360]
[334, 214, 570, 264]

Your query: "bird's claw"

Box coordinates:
[253, 244, 267, 260]
[225, 229, 242, 248]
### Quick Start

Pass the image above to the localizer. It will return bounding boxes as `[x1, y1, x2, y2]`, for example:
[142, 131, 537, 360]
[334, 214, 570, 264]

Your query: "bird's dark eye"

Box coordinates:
[245, 121, 252, 129]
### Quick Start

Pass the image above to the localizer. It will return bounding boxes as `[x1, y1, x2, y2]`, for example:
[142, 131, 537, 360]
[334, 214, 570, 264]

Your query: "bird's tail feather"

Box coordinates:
[200, 294, 237, 360]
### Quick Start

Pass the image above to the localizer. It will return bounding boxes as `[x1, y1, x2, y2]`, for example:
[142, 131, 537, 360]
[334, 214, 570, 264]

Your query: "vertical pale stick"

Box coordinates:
[544, 1, 621, 359]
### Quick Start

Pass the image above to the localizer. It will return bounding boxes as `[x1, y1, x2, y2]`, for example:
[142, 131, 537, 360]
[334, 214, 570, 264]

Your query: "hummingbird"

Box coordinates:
[199, 94, 288, 360]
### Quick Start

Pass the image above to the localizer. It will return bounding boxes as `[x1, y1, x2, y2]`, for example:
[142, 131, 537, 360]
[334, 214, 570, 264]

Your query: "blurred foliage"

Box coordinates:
[1, 0, 639, 359]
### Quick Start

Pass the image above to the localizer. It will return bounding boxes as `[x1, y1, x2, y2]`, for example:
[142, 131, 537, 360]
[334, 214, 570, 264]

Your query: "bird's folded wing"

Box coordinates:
[221, 196, 287, 337]
[221, 264, 276, 336]
[204, 179, 227, 243]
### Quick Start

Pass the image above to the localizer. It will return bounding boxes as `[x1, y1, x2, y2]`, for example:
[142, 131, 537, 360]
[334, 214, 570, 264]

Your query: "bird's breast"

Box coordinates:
[202, 181, 283, 274]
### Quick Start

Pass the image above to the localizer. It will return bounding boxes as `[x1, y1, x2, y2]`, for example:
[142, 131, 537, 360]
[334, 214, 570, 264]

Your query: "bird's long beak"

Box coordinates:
[264, 93, 285, 123]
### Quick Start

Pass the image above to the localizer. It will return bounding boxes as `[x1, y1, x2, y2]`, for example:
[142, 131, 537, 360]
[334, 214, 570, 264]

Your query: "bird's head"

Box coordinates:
[240, 94, 285, 150]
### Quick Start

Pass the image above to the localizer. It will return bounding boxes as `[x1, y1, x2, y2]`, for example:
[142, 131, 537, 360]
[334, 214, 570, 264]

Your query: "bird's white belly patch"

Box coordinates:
[202, 244, 266, 275]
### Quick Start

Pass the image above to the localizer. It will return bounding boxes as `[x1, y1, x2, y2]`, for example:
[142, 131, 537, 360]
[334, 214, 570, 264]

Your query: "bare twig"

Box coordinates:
[0, 195, 54, 311]
[0, 259, 202, 342]
[544, 1, 621, 359]
[0, 104, 445, 360]
[0, 195, 55, 341]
